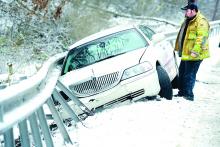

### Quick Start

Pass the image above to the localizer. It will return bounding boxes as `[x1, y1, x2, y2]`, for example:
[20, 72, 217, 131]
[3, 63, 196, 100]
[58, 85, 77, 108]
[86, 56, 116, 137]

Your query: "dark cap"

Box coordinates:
[181, 3, 198, 11]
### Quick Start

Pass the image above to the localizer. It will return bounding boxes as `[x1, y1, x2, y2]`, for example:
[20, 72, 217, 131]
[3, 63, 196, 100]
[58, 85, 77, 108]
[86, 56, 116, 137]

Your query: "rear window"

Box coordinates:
[138, 25, 155, 40]
[62, 28, 148, 74]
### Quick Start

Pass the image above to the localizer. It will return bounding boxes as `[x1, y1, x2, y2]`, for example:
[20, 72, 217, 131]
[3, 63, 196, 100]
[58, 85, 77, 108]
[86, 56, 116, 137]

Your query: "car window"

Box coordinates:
[138, 25, 155, 40]
[63, 29, 148, 74]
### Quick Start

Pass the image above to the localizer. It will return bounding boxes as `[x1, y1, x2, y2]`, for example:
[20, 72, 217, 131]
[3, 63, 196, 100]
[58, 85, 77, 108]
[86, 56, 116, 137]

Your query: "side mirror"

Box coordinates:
[152, 33, 166, 44]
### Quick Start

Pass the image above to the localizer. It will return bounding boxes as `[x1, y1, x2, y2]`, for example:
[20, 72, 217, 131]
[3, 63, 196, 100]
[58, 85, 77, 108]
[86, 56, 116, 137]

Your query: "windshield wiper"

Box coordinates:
[95, 52, 126, 63]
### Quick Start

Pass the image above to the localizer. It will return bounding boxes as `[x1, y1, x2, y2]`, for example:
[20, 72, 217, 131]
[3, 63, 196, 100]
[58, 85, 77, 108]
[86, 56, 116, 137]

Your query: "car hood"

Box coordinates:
[59, 48, 146, 86]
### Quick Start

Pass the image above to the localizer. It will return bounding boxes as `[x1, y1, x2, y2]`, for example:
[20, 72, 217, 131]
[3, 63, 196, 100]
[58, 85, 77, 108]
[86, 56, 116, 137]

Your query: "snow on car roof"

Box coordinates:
[68, 25, 137, 50]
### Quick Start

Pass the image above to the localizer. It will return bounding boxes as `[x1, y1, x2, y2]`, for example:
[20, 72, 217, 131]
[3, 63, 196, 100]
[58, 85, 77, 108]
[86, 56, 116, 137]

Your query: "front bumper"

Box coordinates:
[79, 69, 160, 110]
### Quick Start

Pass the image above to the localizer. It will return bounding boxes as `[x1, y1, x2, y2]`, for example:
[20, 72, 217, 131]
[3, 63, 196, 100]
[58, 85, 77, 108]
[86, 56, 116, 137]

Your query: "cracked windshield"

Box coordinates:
[63, 28, 148, 73]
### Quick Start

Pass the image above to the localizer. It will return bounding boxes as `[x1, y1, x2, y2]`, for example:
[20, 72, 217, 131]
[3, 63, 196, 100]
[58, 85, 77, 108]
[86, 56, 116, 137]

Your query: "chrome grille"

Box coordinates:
[69, 72, 120, 96]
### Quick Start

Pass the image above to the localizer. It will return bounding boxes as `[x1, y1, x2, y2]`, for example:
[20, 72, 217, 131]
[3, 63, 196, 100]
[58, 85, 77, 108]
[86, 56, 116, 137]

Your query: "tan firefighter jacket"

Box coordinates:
[175, 11, 210, 61]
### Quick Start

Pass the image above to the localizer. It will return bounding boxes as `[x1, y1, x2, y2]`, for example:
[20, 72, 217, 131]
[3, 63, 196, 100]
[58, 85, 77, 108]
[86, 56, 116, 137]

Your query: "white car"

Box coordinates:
[59, 24, 178, 110]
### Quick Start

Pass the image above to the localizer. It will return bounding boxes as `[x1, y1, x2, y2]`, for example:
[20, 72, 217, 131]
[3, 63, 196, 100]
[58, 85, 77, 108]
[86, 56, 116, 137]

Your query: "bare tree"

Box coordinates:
[0, 0, 73, 73]
[212, 0, 219, 20]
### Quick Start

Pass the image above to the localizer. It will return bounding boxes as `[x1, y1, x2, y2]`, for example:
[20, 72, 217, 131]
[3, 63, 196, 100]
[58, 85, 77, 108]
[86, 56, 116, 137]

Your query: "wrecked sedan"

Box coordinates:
[59, 24, 178, 110]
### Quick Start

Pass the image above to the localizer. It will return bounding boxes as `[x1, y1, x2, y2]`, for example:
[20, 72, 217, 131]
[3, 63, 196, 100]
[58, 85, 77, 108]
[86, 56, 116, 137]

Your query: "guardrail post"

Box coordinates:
[37, 107, 54, 147]
[18, 119, 30, 147]
[29, 113, 43, 147]
[52, 89, 80, 122]
[56, 80, 94, 116]
[7, 63, 13, 85]
[4, 128, 15, 147]
[47, 98, 73, 144]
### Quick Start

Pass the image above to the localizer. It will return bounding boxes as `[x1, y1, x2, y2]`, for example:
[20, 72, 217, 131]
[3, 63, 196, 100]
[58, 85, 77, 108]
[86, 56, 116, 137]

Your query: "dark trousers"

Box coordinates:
[178, 60, 202, 98]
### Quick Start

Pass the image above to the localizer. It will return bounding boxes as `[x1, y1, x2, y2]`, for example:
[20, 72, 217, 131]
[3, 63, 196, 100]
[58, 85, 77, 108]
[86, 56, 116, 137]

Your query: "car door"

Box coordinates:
[138, 25, 176, 78]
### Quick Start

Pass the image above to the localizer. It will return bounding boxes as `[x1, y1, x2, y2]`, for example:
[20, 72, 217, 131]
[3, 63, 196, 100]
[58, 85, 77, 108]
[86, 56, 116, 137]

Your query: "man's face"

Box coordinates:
[185, 9, 196, 18]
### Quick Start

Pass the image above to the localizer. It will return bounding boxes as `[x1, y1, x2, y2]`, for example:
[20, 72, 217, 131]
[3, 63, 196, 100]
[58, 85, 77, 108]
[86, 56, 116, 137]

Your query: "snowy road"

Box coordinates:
[171, 80, 220, 147]
[52, 82, 220, 147]
[50, 38, 220, 147]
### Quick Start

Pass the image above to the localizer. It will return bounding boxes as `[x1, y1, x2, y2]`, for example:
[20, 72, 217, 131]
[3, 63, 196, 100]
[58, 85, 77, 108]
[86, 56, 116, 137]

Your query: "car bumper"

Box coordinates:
[79, 69, 160, 109]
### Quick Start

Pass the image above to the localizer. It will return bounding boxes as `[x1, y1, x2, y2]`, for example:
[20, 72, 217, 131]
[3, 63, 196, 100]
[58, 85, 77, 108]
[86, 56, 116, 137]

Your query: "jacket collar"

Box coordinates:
[189, 11, 201, 22]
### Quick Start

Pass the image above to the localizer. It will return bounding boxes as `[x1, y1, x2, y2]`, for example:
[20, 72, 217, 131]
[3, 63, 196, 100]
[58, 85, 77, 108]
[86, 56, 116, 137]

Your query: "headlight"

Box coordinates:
[121, 62, 153, 80]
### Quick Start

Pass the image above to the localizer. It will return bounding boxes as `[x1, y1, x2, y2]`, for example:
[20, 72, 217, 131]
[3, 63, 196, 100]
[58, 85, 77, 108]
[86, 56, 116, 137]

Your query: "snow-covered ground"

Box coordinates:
[49, 37, 220, 147]
[0, 19, 219, 147]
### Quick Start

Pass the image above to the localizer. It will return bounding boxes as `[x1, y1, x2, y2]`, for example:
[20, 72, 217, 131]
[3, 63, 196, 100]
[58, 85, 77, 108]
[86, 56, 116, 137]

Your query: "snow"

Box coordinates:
[0, 0, 13, 3]
[51, 37, 220, 147]
[1, 19, 219, 147]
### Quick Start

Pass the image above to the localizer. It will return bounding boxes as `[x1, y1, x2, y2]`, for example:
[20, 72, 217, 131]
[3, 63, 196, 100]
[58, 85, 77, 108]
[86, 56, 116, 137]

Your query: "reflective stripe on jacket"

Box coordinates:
[175, 11, 210, 61]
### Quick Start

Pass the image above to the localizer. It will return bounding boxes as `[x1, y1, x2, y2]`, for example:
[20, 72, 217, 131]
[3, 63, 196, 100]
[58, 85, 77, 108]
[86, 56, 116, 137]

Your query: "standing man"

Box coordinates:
[174, 3, 210, 101]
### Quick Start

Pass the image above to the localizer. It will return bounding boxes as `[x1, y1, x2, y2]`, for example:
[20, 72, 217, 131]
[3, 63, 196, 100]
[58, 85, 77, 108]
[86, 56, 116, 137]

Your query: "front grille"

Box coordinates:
[69, 72, 120, 96]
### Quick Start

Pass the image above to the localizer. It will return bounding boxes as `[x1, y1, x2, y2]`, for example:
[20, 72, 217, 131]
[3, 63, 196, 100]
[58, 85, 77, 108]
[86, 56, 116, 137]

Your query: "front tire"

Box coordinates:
[156, 66, 173, 100]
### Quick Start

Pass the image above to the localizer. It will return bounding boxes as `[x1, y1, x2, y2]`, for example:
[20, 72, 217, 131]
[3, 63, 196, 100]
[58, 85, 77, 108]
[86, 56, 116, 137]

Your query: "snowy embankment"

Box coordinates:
[51, 37, 220, 147]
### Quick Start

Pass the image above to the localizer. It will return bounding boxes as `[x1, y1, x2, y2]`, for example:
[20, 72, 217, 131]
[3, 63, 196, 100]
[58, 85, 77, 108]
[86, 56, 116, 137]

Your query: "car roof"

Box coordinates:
[68, 25, 137, 50]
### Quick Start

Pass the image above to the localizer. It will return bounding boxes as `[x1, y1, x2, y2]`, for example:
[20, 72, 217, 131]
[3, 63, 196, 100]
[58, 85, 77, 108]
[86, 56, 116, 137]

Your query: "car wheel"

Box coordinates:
[156, 65, 173, 100]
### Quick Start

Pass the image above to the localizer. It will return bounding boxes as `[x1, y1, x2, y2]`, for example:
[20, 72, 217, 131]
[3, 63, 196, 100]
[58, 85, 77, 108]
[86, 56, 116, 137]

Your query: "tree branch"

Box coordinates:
[84, 3, 178, 27]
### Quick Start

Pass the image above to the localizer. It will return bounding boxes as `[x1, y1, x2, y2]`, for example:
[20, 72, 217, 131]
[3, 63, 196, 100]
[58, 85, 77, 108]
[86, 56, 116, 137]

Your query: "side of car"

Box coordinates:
[137, 26, 178, 100]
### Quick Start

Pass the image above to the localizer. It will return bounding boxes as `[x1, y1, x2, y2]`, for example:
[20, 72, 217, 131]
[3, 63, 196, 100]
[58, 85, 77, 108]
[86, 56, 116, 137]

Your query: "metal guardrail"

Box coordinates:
[164, 20, 220, 47]
[0, 52, 67, 131]
[209, 20, 220, 37]
[0, 20, 220, 147]
[0, 52, 68, 147]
